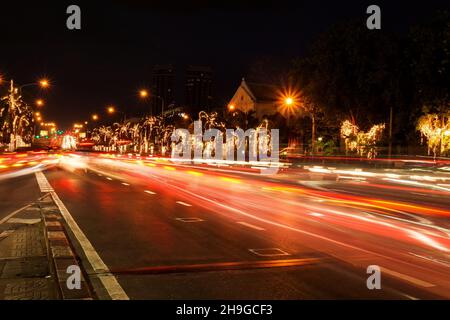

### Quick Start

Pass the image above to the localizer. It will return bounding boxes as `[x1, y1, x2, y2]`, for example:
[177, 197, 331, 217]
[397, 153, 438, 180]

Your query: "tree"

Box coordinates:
[0, 81, 35, 149]
[292, 21, 404, 151]
[417, 113, 450, 158]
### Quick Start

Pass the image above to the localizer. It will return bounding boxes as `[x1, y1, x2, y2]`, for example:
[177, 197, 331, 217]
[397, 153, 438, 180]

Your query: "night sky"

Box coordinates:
[0, 0, 449, 129]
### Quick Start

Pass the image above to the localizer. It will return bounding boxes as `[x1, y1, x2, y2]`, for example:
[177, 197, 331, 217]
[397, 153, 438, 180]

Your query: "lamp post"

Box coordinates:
[139, 89, 165, 118]
[107, 105, 127, 122]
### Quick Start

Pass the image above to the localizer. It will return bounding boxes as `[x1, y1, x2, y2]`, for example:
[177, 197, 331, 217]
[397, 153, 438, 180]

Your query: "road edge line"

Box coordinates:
[50, 190, 129, 300]
[35, 172, 129, 300]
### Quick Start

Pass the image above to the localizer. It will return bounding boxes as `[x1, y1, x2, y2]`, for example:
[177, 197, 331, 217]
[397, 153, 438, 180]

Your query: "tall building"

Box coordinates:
[151, 64, 175, 115]
[184, 65, 213, 115]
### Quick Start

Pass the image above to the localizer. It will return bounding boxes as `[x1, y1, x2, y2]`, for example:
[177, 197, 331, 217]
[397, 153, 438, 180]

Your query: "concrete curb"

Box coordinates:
[40, 196, 94, 300]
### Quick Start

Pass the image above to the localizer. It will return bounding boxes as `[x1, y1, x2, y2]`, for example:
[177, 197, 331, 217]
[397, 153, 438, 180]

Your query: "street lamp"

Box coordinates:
[107, 106, 116, 114]
[281, 96, 297, 128]
[35, 99, 44, 107]
[39, 79, 50, 88]
[139, 89, 164, 118]
[19, 78, 50, 91]
[228, 104, 236, 111]
[139, 89, 148, 98]
[107, 105, 126, 122]
[92, 114, 99, 121]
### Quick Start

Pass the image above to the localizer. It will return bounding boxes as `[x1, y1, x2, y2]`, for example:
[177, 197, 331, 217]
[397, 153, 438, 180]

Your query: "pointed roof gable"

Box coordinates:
[239, 78, 278, 103]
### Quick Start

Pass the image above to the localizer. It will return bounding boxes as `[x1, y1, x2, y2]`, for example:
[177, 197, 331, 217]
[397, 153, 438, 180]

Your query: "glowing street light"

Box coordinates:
[39, 78, 50, 88]
[228, 104, 236, 111]
[107, 106, 116, 114]
[285, 97, 294, 106]
[35, 99, 44, 107]
[139, 89, 149, 99]
[92, 114, 99, 121]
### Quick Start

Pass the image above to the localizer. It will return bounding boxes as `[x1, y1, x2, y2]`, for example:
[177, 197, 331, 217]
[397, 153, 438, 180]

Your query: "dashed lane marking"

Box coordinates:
[144, 190, 156, 195]
[249, 248, 290, 257]
[175, 217, 204, 223]
[176, 201, 192, 207]
[236, 221, 265, 231]
[121, 183, 130, 186]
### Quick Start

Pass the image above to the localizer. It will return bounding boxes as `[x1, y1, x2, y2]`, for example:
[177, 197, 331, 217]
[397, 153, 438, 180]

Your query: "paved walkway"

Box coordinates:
[0, 195, 92, 299]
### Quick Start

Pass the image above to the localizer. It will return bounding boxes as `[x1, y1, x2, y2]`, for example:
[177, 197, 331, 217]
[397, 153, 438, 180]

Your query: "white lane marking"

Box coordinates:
[144, 190, 156, 195]
[409, 252, 450, 268]
[236, 221, 265, 231]
[176, 201, 192, 207]
[309, 212, 324, 217]
[0, 203, 34, 225]
[106, 177, 113, 181]
[411, 192, 427, 197]
[35, 171, 54, 192]
[149, 175, 440, 276]
[175, 217, 204, 223]
[382, 267, 435, 288]
[35, 172, 129, 300]
[249, 248, 290, 257]
[121, 182, 130, 186]
[401, 294, 419, 300]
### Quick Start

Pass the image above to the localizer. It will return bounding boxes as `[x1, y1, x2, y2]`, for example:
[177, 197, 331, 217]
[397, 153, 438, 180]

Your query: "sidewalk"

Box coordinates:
[0, 195, 93, 300]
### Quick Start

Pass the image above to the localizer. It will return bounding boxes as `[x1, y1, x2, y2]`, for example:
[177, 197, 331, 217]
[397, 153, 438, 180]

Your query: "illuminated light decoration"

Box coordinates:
[61, 135, 77, 150]
[1, 80, 35, 151]
[340, 120, 385, 159]
[88, 110, 278, 164]
[417, 113, 450, 158]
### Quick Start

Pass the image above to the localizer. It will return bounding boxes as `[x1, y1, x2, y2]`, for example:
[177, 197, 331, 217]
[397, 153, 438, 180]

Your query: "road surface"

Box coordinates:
[0, 151, 449, 299]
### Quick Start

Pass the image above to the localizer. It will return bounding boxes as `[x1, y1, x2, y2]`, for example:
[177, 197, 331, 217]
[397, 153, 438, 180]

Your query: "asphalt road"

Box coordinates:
[1, 152, 449, 299]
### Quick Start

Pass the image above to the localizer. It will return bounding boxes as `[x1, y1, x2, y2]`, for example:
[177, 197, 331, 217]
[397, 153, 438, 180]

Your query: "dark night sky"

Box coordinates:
[0, 0, 449, 129]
